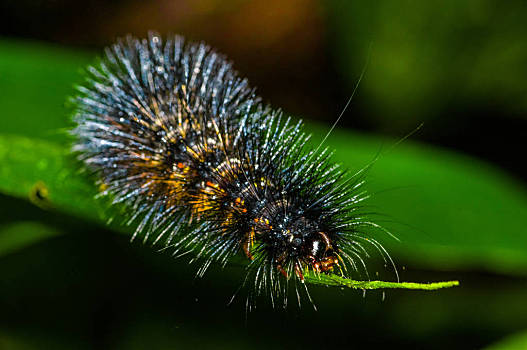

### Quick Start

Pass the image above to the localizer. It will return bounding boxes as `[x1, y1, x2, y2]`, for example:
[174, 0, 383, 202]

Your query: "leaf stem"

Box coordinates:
[305, 272, 459, 290]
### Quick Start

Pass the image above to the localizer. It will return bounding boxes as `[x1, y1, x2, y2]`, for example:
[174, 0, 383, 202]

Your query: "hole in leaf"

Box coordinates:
[29, 181, 52, 209]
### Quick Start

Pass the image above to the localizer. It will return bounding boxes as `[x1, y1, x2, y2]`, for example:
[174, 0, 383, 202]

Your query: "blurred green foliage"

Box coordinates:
[485, 330, 527, 349]
[0, 40, 90, 144]
[328, 0, 527, 130]
[1, 38, 526, 349]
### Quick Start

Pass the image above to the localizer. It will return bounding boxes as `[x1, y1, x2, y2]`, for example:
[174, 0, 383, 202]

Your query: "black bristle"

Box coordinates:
[72, 32, 392, 308]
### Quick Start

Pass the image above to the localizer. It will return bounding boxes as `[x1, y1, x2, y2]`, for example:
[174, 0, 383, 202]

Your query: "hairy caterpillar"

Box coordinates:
[72, 32, 393, 307]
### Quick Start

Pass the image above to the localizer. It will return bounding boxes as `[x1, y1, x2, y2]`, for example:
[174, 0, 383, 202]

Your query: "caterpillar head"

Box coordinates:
[252, 207, 341, 280]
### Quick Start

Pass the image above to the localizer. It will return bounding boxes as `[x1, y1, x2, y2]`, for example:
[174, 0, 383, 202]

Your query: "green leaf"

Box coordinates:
[0, 39, 91, 145]
[1, 39, 526, 281]
[0, 221, 62, 256]
[0, 135, 103, 222]
[314, 126, 527, 275]
[0, 133, 459, 290]
[484, 330, 527, 350]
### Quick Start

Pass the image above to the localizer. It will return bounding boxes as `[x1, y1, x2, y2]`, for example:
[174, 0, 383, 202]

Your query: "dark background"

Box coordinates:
[1, 0, 527, 349]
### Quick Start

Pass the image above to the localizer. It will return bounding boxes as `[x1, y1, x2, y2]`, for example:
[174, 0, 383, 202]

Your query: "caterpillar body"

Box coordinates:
[72, 33, 389, 306]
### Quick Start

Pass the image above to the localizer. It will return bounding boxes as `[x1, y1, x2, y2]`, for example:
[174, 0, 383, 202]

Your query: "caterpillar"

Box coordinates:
[72, 32, 392, 307]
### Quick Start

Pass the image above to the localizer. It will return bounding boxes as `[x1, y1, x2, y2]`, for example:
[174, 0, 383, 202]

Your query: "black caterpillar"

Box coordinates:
[72, 32, 391, 307]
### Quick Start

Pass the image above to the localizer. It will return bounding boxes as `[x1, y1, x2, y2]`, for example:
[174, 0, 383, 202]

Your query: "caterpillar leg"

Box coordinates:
[294, 263, 304, 281]
[277, 264, 288, 278]
[242, 229, 255, 260]
[275, 264, 304, 280]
